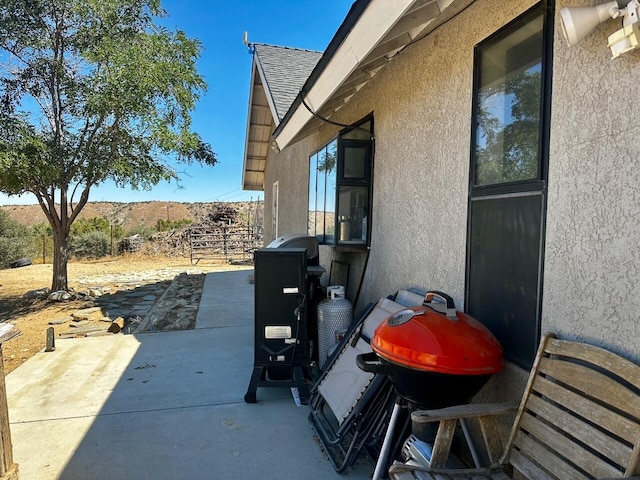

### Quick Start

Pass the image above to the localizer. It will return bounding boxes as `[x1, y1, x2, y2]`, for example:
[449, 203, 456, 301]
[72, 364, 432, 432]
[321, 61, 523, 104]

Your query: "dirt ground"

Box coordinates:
[0, 255, 244, 374]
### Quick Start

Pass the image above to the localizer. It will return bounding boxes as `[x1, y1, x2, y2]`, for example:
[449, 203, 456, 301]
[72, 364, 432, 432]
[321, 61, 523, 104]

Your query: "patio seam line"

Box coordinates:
[9, 396, 295, 425]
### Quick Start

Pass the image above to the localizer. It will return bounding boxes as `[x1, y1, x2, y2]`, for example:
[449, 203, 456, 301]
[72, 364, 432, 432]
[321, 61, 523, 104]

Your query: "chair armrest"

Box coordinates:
[411, 402, 517, 424]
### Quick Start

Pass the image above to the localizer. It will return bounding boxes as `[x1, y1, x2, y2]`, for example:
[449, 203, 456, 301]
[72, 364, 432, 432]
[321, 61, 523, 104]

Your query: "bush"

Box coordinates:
[156, 218, 193, 232]
[0, 210, 36, 268]
[71, 217, 124, 239]
[126, 224, 157, 240]
[68, 231, 110, 259]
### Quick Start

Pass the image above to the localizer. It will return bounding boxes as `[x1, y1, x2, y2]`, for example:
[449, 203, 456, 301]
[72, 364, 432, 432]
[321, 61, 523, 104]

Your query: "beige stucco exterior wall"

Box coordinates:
[545, 1, 640, 364]
[264, 0, 640, 404]
[333, 0, 540, 312]
[262, 136, 315, 243]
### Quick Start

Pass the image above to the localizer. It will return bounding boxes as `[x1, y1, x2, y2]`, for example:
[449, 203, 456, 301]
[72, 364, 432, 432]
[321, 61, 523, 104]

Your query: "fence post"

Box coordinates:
[223, 227, 228, 260]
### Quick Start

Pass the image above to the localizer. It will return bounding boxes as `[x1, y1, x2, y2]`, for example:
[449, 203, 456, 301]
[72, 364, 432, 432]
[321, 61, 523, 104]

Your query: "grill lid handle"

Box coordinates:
[356, 352, 393, 376]
[423, 291, 458, 321]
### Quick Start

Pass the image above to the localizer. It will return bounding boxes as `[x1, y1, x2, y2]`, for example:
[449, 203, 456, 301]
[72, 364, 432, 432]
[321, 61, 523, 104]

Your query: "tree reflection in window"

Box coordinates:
[474, 13, 543, 187]
[308, 140, 337, 243]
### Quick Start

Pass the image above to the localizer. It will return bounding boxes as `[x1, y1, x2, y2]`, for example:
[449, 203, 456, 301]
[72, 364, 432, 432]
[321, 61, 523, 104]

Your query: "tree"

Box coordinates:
[0, 0, 217, 291]
[475, 68, 541, 185]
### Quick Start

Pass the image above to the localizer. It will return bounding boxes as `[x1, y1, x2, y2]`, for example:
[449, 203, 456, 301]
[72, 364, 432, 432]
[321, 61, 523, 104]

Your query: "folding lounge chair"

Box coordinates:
[308, 289, 426, 472]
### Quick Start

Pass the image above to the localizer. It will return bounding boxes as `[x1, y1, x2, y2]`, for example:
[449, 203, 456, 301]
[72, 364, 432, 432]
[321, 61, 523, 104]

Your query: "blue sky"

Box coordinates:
[0, 1, 353, 206]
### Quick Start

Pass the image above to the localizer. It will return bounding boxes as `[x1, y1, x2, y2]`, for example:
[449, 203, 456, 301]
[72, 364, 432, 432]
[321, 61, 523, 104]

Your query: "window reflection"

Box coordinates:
[308, 140, 336, 244]
[474, 15, 543, 186]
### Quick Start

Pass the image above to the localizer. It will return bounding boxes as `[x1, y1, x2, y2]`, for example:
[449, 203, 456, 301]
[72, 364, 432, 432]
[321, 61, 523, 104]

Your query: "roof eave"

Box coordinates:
[272, 0, 477, 150]
[272, 0, 372, 148]
[242, 60, 276, 191]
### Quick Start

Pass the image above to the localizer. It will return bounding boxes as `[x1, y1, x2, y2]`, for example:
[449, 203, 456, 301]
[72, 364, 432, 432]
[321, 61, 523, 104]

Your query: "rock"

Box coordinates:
[71, 307, 102, 320]
[25, 287, 51, 299]
[162, 316, 192, 331]
[48, 291, 71, 302]
[89, 288, 103, 297]
[69, 320, 90, 327]
[48, 317, 69, 325]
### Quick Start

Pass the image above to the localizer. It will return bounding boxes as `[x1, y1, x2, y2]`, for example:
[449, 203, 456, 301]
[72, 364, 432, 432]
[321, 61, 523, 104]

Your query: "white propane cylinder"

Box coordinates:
[317, 286, 353, 369]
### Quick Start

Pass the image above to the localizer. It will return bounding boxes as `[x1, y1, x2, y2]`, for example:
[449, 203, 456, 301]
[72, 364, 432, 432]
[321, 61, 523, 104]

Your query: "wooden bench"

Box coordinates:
[389, 333, 640, 480]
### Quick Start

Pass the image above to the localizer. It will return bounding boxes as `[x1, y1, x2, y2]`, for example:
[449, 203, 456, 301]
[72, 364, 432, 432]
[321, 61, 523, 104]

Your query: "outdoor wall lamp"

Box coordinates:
[560, 0, 640, 58]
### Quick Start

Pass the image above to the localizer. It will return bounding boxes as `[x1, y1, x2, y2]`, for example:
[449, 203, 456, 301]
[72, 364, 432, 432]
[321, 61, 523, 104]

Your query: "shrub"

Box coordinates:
[68, 231, 110, 259]
[71, 217, 124, 239]
[156, 218, 193, 232]
[126, 224, 156, 240]
[0, 210, 36, 268]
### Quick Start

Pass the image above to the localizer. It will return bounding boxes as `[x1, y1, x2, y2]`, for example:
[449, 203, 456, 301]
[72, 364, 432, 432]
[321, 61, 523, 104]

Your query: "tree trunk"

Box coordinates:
[51, 226, 69, 292]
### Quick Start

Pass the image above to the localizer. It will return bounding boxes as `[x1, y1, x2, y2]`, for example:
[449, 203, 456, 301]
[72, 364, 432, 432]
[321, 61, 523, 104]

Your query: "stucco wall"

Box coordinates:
[265, 0, 640, 396]
[335, 0, 539, 313]
[263, 137, 315, 243]
[545, 0, 640, 363]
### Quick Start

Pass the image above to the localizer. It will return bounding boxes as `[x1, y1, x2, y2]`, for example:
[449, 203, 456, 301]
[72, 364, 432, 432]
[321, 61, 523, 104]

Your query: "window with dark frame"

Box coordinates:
[466, 2, 552, 369]
[308, 116, 373, 248]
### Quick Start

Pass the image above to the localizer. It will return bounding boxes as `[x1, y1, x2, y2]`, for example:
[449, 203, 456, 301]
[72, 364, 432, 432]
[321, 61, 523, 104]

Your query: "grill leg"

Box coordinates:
[373, 398, 403, 480]
[244, 366, 263, 403]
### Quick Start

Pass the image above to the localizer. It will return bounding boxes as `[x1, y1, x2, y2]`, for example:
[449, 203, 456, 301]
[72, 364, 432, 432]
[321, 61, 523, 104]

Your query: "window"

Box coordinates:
[466, 3, 552, 368]
[308, 116, 373, 247]
[308, 140, 337, 244]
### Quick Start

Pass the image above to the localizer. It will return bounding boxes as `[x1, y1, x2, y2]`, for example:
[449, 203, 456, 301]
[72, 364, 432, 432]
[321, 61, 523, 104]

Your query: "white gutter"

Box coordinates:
[273, 0, 418, 150]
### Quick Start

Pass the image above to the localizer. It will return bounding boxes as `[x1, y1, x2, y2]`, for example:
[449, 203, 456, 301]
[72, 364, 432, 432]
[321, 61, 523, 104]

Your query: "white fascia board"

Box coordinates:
[273, 0, 417, 150]
[242, 63, 258, 190]
[242, 62, 269, 191]
[253, 53, 281, 125]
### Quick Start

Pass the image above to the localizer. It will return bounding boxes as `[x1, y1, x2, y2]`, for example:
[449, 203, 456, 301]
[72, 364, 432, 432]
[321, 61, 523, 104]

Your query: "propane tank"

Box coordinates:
[317, 286, 353, 369]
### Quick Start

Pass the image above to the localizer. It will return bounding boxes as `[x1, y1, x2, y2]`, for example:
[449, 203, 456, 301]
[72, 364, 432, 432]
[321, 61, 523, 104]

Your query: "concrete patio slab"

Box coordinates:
[5, 268, 375, 480]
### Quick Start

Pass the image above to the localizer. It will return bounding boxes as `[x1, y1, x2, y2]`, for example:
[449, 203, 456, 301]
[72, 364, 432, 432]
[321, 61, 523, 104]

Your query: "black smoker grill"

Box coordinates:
[244, 234, 324, 404]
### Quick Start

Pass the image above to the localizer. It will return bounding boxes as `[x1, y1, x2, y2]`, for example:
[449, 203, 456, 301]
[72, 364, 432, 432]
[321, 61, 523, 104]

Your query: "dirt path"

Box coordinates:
[0, 255, 248, 373]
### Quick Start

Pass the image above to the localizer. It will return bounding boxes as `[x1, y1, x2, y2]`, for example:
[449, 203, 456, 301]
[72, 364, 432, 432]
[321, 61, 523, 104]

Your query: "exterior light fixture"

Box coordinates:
[560, 0, 640, 58]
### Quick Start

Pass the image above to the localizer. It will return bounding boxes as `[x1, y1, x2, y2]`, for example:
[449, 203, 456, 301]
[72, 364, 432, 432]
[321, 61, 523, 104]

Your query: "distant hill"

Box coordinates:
[0, 201, 263, 231]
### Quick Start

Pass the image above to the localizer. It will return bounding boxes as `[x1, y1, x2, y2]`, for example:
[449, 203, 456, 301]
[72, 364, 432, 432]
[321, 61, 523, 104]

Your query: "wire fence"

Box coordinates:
[189, 225, 263, 265]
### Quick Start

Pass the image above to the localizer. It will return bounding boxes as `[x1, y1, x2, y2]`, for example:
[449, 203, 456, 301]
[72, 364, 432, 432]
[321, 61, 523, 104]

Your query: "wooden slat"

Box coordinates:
[430, 419, 457, 468]
[477, 416, 505, 464]
[533, 370, 640, 444]
[517, 411, 624, 479]
[545, 338, 640, 387]
[511, 430, 592, 480]
[509, 449, 557, 480]
[500, 333, 556, 465]
[627, 437, 640, 476]
[525, 393, 631, 467]
[412, 404, 517, 424]
[388, 461, 509, 480]
[537, 356, 640, 420]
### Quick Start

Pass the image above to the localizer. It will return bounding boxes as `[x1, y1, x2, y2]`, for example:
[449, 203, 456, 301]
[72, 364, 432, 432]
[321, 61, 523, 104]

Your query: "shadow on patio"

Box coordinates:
[6, 269, 373, 480]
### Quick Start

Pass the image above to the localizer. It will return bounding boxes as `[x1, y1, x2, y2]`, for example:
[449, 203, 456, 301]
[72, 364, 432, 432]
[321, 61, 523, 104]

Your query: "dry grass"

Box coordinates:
[0, 254, 245, 373]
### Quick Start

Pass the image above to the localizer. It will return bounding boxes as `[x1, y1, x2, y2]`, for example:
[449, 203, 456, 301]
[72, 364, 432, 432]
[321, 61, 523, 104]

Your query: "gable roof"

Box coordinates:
[254, 44, 323, 122]
[242, 44, 322, 191]
[241, 0, 477, 191]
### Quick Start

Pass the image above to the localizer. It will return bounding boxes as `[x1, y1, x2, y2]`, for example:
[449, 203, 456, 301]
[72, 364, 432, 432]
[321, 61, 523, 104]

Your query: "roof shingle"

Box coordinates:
[253, 44, 323, 122]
